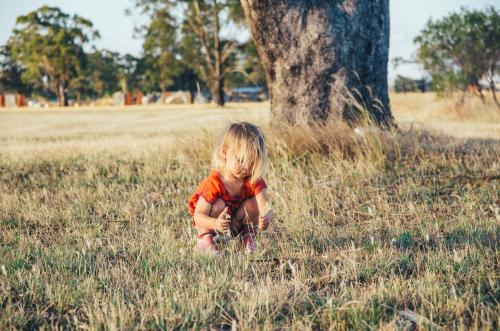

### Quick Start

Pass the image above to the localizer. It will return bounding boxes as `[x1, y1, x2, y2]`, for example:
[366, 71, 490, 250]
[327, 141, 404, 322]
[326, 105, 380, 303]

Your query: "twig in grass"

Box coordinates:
[381, 304, 441, 329]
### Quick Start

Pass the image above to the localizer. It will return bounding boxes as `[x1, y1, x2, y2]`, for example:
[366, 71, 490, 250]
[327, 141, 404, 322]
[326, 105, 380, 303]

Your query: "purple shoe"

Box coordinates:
[195, 234, 220, 255]
[240, 233, 257, 253]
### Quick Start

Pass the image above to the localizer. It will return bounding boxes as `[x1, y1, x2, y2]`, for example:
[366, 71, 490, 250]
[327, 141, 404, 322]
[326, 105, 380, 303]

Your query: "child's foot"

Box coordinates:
[240, 233, 257, 253]
[195, 235, 220, 255]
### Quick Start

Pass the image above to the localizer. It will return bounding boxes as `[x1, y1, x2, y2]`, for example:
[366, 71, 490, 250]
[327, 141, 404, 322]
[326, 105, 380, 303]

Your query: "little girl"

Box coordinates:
[188, 122, 273, 254]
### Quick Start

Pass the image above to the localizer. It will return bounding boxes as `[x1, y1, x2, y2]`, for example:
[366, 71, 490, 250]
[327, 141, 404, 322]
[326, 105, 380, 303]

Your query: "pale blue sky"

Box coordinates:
[1, 0, 498, 84]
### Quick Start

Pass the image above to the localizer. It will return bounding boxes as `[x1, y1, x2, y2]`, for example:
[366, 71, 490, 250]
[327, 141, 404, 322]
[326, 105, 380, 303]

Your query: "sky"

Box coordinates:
[0, 0, 498, 85]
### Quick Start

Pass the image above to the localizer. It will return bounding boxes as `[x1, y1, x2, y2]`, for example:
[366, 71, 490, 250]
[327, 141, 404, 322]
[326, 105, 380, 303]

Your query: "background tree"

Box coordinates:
[225, 41, 267, 89]
[176, 16, 213, 96]
[6, 6, 99, 106]
[183, 1, 241, 105]
[86, 50, 122, 97]
[477, 7, 500, 107]
[414, 6, 500, 106]
[141, 8, 182, 93]
[117, 54, 145, 94]
[0, 45, 32, 95]
[133, 0, 245, 106]
[240, 0, 393, 127]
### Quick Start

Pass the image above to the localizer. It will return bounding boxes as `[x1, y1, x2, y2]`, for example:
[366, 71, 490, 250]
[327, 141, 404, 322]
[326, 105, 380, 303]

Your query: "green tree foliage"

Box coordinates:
[118, 54, 145, 94]
[142, 8, 181, 92]
[86, 50, 122, 97]
[133, 0, 247, 106]
[414, 6, 500, 106]
[6, 6, 99, 106]
[2, 3, 265, 103]
[225, 41, 266, 89]
[175, 15, 214, 94]
[0, 45, 31, 95]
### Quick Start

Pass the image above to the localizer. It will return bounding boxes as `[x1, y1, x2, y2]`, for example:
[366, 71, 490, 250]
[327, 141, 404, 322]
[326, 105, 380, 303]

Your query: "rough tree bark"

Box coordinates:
[240, 0, 394, 127]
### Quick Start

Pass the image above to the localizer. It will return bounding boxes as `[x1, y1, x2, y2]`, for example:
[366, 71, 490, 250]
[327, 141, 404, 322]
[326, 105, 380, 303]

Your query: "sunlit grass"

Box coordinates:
[0, 96, 498, 329]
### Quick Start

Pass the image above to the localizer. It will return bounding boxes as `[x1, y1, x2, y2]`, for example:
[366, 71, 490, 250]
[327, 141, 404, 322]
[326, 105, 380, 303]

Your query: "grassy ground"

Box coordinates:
[0, 93, 498, 329]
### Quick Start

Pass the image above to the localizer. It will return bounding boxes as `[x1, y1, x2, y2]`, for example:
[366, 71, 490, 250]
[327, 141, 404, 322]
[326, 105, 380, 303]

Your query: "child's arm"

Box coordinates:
[255, 188, 273, 231]
[193, 196, 230, 232]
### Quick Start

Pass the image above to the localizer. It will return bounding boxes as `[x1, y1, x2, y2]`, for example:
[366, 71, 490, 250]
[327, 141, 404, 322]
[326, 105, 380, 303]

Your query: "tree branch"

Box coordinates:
[221, 42, 238, 65]
[189, 0, 215, 79]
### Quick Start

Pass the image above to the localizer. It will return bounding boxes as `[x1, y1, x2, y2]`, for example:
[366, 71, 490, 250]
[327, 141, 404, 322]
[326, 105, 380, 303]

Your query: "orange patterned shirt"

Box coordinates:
[188, 170, 267, 218]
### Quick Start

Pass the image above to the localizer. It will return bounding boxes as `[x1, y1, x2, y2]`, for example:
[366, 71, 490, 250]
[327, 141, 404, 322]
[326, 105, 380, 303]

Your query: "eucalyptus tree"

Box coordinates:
[142, 8, 182, 92]
[133, 0, 244, 106]
[86, 50, 122, 97]
[7, 6, 99, 106]
[0, 45, 31, 95]
[415, 6, 500, 106]
[240, 0, 393, 127]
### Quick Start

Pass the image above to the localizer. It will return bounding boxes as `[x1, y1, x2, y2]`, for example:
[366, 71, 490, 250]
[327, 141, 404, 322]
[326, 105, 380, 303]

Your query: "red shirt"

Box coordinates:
[188, 170, 267, 217]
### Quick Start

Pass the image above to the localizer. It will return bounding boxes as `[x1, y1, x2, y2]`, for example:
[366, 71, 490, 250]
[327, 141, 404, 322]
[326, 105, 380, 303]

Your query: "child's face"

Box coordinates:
[230, 158, 252, 179]
[222, 146, 254, 179]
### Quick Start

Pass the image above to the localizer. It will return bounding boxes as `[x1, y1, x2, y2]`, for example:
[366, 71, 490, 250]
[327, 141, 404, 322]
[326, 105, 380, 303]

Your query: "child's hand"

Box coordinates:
[214, 207, 231, 233]
[258, 208, 273, 231]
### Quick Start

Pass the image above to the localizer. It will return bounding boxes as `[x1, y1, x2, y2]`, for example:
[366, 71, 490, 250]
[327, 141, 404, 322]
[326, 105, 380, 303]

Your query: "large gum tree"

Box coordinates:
[240, 0, 394, 127]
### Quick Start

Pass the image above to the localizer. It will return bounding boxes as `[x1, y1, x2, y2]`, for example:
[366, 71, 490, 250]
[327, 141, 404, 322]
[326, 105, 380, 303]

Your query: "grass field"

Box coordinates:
[0, 93, 499, 329]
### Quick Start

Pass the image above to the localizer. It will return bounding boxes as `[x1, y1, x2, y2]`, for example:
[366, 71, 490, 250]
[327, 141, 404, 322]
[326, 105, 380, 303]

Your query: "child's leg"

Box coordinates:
[233, 198, 259, 252]
[194, 199, 226, 254]
[194, 198, 226, 238]
[233, 197, 259, 235]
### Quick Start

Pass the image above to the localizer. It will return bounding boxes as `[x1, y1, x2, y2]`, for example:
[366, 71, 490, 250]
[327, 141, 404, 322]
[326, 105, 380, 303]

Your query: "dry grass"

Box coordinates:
[0, 95, 498, 329]
[391, 92, 500, 140]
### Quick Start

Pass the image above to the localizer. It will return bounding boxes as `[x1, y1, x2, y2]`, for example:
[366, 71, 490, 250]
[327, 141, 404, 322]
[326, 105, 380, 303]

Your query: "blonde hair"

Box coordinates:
[212, 122, 268, 184]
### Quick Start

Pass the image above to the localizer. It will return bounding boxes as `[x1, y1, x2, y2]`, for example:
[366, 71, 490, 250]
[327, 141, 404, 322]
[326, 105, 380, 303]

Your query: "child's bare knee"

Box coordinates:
[209, 198, 226, 217]
[237, 198, 258, 222]
[244, 198, 259, 215]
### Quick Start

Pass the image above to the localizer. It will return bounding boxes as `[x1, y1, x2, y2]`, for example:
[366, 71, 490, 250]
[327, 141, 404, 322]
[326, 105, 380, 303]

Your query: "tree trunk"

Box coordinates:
[475, 80, 486, 104]
[189, 0, 226, 107]
[57, 81, 68, 107]
[120, 77, 128, 94]
[240, 0, 394, 127]
[211, 2, 225, 107]
[210, 76, 225, 106]
[488, 79, 500, 109]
